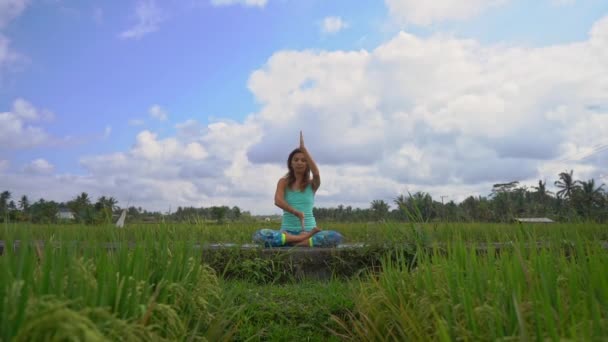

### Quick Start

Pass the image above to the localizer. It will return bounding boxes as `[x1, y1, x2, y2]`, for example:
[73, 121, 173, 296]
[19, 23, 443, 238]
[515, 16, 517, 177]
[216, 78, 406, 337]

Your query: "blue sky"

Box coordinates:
[1, 0, 607, 213]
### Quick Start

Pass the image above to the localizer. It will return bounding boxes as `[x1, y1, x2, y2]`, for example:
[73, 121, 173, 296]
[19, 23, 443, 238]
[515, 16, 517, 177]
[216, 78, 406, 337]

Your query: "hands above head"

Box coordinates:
[299, 130, 306, 151]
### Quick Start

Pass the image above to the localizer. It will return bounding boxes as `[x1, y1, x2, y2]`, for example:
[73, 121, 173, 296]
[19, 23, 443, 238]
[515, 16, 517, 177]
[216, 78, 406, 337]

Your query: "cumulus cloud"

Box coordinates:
[23, 158, 54, 174]
[210, 0, 267, 8]
[246, 15, 608, 203]
[120, 0, 164, 40]
[0, 98, 50, 149]
[12, 97, 53, 121]
[321, 16, 348, 34]
[385, 0, 508, 26]
[72, 122, 273, 212]
[128, 130, 208, 161]
[176, 119, 205, 138]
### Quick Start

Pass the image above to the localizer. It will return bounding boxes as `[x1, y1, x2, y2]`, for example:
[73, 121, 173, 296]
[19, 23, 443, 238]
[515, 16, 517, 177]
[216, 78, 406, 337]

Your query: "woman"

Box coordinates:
[253, 131, 343, 247]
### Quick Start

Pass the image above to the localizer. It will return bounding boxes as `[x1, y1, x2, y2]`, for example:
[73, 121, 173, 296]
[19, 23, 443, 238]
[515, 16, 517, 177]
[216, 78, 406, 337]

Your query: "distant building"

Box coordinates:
[57, 208, 75, 220]
[514, 217, 555, 223]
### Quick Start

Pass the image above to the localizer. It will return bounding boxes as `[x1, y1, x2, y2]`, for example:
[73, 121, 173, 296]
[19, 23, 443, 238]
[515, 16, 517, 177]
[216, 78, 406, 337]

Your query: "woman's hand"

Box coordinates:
[298, 129, 321, 192]
[293, 210, 305, 230]
[299, 130, 306, 151]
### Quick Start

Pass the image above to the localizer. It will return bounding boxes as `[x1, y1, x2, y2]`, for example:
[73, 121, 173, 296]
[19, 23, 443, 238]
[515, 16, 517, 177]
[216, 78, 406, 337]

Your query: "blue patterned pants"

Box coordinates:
[252, 228, 343, 248]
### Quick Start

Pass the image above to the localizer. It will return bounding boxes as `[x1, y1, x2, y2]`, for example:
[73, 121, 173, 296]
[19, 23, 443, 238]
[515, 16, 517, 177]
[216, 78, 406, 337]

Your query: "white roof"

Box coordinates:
[514, 217, 555, 223]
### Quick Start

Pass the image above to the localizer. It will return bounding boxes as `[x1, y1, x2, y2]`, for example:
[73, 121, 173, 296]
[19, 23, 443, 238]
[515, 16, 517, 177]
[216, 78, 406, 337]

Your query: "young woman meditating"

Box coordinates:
[253, 131, 343, 247]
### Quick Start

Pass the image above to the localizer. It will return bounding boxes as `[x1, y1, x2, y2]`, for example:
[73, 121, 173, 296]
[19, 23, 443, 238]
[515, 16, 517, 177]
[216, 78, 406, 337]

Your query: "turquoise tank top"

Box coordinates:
[281, 183, 317, 231]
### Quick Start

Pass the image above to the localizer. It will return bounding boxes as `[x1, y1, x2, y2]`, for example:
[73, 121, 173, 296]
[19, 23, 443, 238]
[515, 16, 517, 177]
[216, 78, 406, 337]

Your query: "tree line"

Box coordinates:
[317, 170, 605, 223]
[1, 170, 606, 224]
[0, 192, 251, 224]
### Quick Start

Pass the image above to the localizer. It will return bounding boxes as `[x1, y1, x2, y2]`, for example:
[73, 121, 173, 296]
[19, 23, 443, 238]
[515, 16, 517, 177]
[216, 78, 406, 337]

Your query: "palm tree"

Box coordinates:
[532, 180, 553, 215]
[532, 180, 553, 198]
[0, 191, 11, 207]
[393, 194, 408, 209]
[19, 195, 30, 211]
[575, 179, 605, 218]
[76, 192, 91, 207]
[67, 192, 93, 223]
[0, 191, 11, 220]
[370, 200, 390, 221]
[578, 179, 604, 197]
[554, 170, 578, 200]
[95, 196, 118, 212]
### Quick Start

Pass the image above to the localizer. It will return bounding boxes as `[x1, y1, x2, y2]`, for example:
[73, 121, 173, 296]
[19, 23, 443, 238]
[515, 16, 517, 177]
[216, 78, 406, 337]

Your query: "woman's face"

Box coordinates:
[290, 152, 307, 173]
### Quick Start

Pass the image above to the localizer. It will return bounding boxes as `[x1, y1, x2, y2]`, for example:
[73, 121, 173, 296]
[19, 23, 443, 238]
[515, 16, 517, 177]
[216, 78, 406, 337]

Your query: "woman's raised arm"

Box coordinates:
[299, 131, 321, 192]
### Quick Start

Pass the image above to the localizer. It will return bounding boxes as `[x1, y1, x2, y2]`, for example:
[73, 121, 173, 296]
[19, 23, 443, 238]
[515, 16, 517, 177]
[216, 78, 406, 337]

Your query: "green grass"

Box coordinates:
[222, 279, 354, 341]
[0, 232, 234, 341]
[1, 222, 606, 340]
[2, 221, 607, 244]
[334, 233, 608, 341]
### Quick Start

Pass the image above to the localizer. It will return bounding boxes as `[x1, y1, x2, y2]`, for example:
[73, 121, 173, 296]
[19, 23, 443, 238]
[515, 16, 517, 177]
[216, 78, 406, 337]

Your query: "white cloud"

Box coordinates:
[176, 119, 204, 138]
[149, 104, 168, 121]
[0, 159, 9, 171]
[12, 97, 53, 121]
[385, 0, 508, 26]
[0, 34, 20, 69]
[246, 15, 608, 204]
[119, 0, 164, 40]
[72, 124, 269, 211]
[127, 130, 208, 161]
[0, 0, 28, 75]
[0, 98, 50, 149]
[321, 16, 348, 34]
[210, 0, 267, 8]
[0, 0, 29, 28]
[24, 158, 54, 174]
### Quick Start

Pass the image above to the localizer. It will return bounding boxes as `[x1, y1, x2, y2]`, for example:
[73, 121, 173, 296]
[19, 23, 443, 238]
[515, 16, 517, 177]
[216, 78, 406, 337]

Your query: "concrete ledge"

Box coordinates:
[201, 243, 401, 281]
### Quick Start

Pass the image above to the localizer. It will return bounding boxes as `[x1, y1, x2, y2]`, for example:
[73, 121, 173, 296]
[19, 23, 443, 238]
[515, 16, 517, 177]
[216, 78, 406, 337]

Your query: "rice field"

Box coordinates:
[1, 222, 607, 341]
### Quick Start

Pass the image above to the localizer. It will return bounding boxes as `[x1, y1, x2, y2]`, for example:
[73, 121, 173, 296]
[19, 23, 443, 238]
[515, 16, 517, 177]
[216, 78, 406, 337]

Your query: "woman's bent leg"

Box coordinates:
[253, 228, 321, 247]
[309, 230, 343, 247]
[252, 229, 286, 247]
[292, 230, 344, 247]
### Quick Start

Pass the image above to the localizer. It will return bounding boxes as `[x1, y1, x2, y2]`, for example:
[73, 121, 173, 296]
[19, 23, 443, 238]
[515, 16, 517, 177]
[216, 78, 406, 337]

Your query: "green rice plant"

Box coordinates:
[223, 279, 353, 341]
[1, 221, 607, 341]
[2, 221, 607, 247]
[0, 231, 235, 341]
[332, 231, 608, 341]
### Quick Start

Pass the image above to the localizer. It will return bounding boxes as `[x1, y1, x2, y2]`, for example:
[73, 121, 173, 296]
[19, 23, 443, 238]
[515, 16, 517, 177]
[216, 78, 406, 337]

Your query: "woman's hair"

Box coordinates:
[286, 148, 311, 190]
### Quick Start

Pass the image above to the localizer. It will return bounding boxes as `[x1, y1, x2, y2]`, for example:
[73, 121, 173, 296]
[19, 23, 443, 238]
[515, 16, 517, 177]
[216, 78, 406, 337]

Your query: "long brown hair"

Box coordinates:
[286, 148, 311, 191]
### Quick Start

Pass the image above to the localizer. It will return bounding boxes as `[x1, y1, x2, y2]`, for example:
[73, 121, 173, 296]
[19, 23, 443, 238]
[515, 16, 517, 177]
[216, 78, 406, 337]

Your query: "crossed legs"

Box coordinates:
[283, 227, 321, 245]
